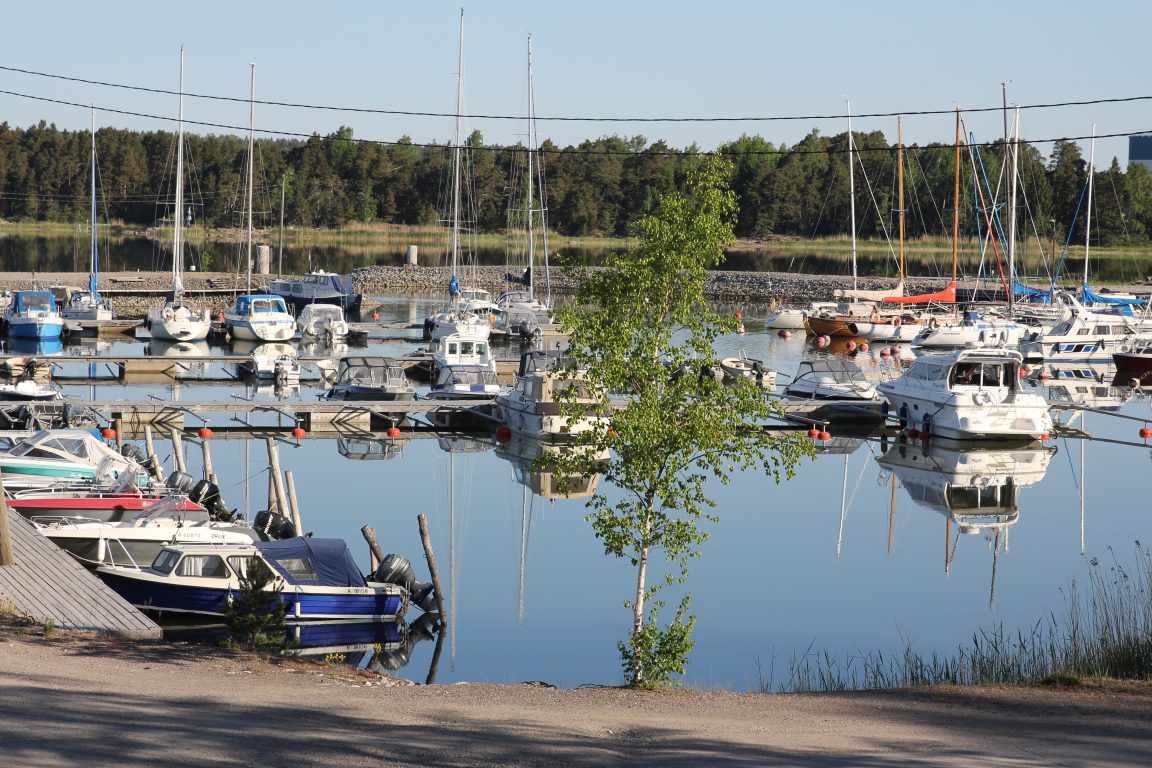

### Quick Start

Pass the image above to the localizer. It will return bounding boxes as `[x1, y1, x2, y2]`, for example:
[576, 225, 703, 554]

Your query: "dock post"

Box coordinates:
[113, 416, 124, 453]
[169, 428, 187, 474]
[143, 425, 164, 482]
[0, 468, 13, 566]
[360, 525, 385, 573]
[265, 437, 288, 521]
[201, 437, 215, 482]
[284, 469, 303, 537]
[419, 513, 447, 686]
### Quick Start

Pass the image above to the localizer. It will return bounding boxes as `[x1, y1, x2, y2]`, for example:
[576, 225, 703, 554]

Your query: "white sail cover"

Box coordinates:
[833, 281, 904, 302]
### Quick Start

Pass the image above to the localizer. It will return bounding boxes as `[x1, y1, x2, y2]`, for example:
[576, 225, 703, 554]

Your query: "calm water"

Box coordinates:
[35, 295, 1152, 690]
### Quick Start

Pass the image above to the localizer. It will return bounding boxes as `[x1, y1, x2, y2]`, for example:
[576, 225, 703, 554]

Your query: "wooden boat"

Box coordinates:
[96, 536, 428, 621]
[876, 348, 1052, 440]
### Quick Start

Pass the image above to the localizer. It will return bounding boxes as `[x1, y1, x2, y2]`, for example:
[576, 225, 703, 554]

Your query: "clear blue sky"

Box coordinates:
[2, 1, 1147, 166]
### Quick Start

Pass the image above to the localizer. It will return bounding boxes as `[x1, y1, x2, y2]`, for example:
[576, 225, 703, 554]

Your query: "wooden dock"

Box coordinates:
[0, 509, 161, 639]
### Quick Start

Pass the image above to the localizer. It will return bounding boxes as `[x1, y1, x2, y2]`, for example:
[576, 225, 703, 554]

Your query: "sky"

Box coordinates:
[1, 1, 1148, 167]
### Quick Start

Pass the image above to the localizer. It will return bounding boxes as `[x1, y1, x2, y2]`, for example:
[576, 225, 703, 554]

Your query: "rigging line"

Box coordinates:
[3, 62, 1152, 122]
[3, 88, 1152, 159]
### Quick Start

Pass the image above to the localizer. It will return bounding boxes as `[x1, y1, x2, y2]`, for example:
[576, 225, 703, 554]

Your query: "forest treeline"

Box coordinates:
[2, 120, 1151, 246]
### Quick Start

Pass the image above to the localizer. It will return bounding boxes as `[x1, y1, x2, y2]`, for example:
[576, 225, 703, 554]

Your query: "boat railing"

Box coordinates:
[104, 537, 147, 569]
[30, 514, 105, 529]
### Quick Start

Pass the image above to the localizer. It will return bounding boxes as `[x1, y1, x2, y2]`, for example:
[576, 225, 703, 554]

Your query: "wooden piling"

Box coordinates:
[284, 470, 303, 537]
[201, 436, 215, 481]
[418, 514, 446, 618]
[265, 437, 288, 519]
[169, 427, 187, 474]
[0, 468, 14, 566]
[143, 425, 164, 482]
[360, 525, 386, 570]
[113, 417, 124, 453]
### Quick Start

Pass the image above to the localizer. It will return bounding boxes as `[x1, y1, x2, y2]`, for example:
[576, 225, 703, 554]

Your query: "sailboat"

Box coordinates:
[493, 35, 560, 344]
[223, 63, 295, 343]
[147, 48, 212, 343]
[63, 107, 115, 322]
[424, 10, 492, 353]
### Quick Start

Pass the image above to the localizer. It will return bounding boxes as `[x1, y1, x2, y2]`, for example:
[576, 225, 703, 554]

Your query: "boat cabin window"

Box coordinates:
[176, 554, 229, 579]
[950, 362, 1011, 388]
[251, 298, 285, 314]
[152, 549, 181, 574]
[447, 342, 458, 355]
[905, 360, 948, 381]
[270, 556, 317, 581]
[1050, 321, 1073, 336]
[292, 285, 303, 295]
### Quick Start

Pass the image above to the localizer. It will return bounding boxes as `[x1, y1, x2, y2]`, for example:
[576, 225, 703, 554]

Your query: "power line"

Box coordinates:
[2, 62, 1151, 124]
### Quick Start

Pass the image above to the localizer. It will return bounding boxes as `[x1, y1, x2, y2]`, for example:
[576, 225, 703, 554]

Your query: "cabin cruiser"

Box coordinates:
[1019, 293, 1141, 364]
[223, 294, 296, 342]
[3, 291, 64, 341]
[325, 356, 416, 406]
[783, 358, 879, 401]
[265, 270, 362, 314]
[911, 308, 1029, 349]
[876, 348, 1052, 440]
[493, 350, 607, 441]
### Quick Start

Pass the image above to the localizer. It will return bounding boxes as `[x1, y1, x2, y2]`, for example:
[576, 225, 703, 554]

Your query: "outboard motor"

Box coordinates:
[119, 443, 147, 464]
[253, 509, 296, 540]
[422, 317, 435, 341]
[373, 553, 416, 593]
[165, 471, 197, 494]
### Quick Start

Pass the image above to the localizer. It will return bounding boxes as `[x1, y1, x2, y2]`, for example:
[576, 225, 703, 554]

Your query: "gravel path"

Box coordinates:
[2, 618, 1150, 767]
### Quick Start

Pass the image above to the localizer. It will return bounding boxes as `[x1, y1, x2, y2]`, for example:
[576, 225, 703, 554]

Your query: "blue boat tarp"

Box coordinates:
[254, 537, 368, 588]
[1081, 284, 1145, 307]
[11, 291, 57, 313]
[1013, 281, 1051, 299]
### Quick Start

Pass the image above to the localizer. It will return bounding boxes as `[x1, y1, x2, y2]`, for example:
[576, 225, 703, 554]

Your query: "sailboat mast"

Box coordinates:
[897, 117, 905, 284]
[846, 99, 857, 291]
[1007, 108, 1021, 316]
[246, 62, 255, 293]
[1083, 124, 1096, 289]
[173, 47, 186, 297]
[89, 105, 99, 299]
[951, 109, 961, 286]
[525, 35, 535, 303]
[451, 9, 464, 287]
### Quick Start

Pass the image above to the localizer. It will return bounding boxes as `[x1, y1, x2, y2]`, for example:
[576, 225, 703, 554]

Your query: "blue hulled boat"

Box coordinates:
[96, 536, 431, 621]
[3, 291, 64, 340]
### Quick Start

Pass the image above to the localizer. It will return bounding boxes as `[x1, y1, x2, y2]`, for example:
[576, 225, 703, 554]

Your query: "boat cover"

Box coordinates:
[253, 537, 368, 587]
[1081, 283, 1144, 308]
[883, 281, 956, 304]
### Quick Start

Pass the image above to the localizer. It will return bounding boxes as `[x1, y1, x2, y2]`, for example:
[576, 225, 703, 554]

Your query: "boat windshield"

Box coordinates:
[950, 361, 1014, 388]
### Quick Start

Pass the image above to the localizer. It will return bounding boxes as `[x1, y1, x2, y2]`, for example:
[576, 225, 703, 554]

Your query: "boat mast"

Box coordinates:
[246, 62, 255, 293]
[1083, 124, 1096, 290]
[1007, 108, 1021, 317]
[525, 34, 535, 303]
[173, 47, 186, 298]
[450, 9, 464, 298]
[89, 105, 99, 301]
[846, 98, 857, 291]
[951, 109, 961, 287]
[897, 116, 905, 286]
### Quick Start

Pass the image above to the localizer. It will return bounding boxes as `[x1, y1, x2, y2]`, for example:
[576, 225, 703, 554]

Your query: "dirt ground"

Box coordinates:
[2, 618, 1150, 767]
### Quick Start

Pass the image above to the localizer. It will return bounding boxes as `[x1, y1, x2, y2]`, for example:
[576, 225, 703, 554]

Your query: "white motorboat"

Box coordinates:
[0, 379, 62, 402]
[224, 294, 296, 342]
[1019, 293, 1140, 364]
[296, 303, 350, 340]
[783, 358, 879, 401]
[31, 495, 262, 569]
[493, 350, 607, 440]
[242, 343, 300, 381]
[325, 356, 415, 424]
[876, 348, 1053, 440]
[911, 308, 1029, 349]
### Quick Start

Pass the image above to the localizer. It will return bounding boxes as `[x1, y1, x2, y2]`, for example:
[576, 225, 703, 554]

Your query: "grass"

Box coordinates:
[777, 543, 1152, 692]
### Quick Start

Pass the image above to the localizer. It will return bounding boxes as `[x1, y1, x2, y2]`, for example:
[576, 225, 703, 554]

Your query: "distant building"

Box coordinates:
[1131, 135, 1152, 172]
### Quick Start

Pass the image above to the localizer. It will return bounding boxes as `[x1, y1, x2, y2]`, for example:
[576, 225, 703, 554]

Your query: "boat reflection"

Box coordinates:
[336, 434, 408, 461]
[877, 438, 1057, 605]
[1039, 362, 1131, 411]
[494, 433, 608, 499]
[4, 337, 64, 356]
[146, 338, 210, 358]
[160, 614, 440, 674]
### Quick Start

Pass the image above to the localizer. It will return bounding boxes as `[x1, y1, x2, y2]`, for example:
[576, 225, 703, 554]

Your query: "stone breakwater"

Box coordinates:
[0, 267, 944, 317]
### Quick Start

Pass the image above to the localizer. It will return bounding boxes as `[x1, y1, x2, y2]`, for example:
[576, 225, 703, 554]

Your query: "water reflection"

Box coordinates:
[4, 337, 64, 356]
[1039, 362, 1132, 411]
[337, 434, 407, 461]
[493, 434, 608, 499]
[877, 438, 1057, 606]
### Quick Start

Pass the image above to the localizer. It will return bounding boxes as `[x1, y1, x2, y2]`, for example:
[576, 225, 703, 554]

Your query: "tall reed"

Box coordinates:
[780, 543, 1152, 692]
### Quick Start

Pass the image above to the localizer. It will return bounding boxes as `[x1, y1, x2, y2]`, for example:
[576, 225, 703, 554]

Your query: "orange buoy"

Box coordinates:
[1141, 427, 1152, 440]
[198, 426, 213, 440]
[495, 425, 512, 442]
[101, 427, 116, 440]
[879, 348, 890, 358]
[807, 427, 820, 439]
[859, 342, 869, 353]
[1020, 365, 1029, 376]
[291, 426, 306, 439]
[386, 426, 401, 439]
[373, 311, 380, 320]
[817, 430, 831, 442]
[846, 340, 857, 352]
[1041, 433, 1051, 441]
